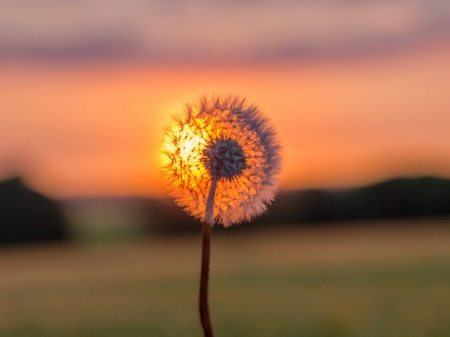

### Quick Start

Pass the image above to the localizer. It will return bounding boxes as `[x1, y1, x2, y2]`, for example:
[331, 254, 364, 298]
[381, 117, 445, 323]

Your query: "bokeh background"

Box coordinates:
[1, 1, 450, 336]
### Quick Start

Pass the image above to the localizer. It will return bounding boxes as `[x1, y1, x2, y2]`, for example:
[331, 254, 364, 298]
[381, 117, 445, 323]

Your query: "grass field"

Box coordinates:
[1, 219, 450, 337]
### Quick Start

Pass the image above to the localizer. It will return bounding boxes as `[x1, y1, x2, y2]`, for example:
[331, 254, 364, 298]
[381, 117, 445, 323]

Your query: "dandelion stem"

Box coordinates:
[200, 220, 213, 337]
[199, 179, 216, 337]
[205, 178, 217, 225]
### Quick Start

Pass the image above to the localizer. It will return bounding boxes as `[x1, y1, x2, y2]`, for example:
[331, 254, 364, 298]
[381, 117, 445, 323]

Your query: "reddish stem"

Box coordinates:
[199, 221, 213, 337]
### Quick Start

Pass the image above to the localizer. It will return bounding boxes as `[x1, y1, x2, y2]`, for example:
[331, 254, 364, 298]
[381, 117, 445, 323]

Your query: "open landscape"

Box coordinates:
[1, 219, 449, 337]
[1, 2, 450, 336]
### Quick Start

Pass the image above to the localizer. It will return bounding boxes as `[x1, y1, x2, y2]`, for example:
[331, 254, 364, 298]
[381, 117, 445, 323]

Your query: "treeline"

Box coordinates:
[143, 176, 450, 232]
[0, 177, 69, 244]
[254, 176, 450, 225]
[1, 176, 449, 244]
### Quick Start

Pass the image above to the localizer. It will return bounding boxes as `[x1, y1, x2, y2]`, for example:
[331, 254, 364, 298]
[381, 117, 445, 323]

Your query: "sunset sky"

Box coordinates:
[1, 0, 449, 198]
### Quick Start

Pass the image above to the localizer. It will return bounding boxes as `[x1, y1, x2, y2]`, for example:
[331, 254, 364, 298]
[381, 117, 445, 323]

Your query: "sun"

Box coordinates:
[160, 120, 209, 187]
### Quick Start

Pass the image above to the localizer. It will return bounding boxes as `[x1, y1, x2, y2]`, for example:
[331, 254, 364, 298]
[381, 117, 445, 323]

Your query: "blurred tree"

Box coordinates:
[140, 176, 450, 232]
[251, 176, 450, 227]
[0, 177, 69, 244]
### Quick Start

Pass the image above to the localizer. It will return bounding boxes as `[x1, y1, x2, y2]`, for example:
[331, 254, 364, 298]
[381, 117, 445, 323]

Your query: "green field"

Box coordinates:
[1, 220, 450, 337]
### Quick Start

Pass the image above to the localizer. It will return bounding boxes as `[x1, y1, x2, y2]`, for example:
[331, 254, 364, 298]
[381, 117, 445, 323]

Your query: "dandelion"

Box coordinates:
[160, 94, 281, 336]
[160, 95, 281, 227]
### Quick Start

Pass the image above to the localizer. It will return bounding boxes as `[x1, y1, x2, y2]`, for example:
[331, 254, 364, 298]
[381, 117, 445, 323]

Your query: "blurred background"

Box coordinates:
[0, 1, 450, 336]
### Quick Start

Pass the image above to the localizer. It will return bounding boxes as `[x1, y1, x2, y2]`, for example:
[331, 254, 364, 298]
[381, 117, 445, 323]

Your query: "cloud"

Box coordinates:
[0, 0, 449, 64]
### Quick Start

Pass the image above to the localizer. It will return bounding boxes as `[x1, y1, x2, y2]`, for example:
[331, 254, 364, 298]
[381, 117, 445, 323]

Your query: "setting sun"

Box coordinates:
[161, 121, 208, 184]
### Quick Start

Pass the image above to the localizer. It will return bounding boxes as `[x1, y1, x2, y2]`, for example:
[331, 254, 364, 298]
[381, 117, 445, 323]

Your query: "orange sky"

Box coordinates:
[1, 42, 449, 198]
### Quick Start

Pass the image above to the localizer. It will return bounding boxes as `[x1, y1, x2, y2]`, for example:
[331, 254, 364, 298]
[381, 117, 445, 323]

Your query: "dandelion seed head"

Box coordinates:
[160, 94, 282, 227]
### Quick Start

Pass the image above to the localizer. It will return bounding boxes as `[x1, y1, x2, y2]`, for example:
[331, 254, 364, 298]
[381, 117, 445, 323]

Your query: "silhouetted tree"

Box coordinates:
[0, 177, 69, 244]
[250, 176, 450, 227]
[137, 176, 450, 233]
